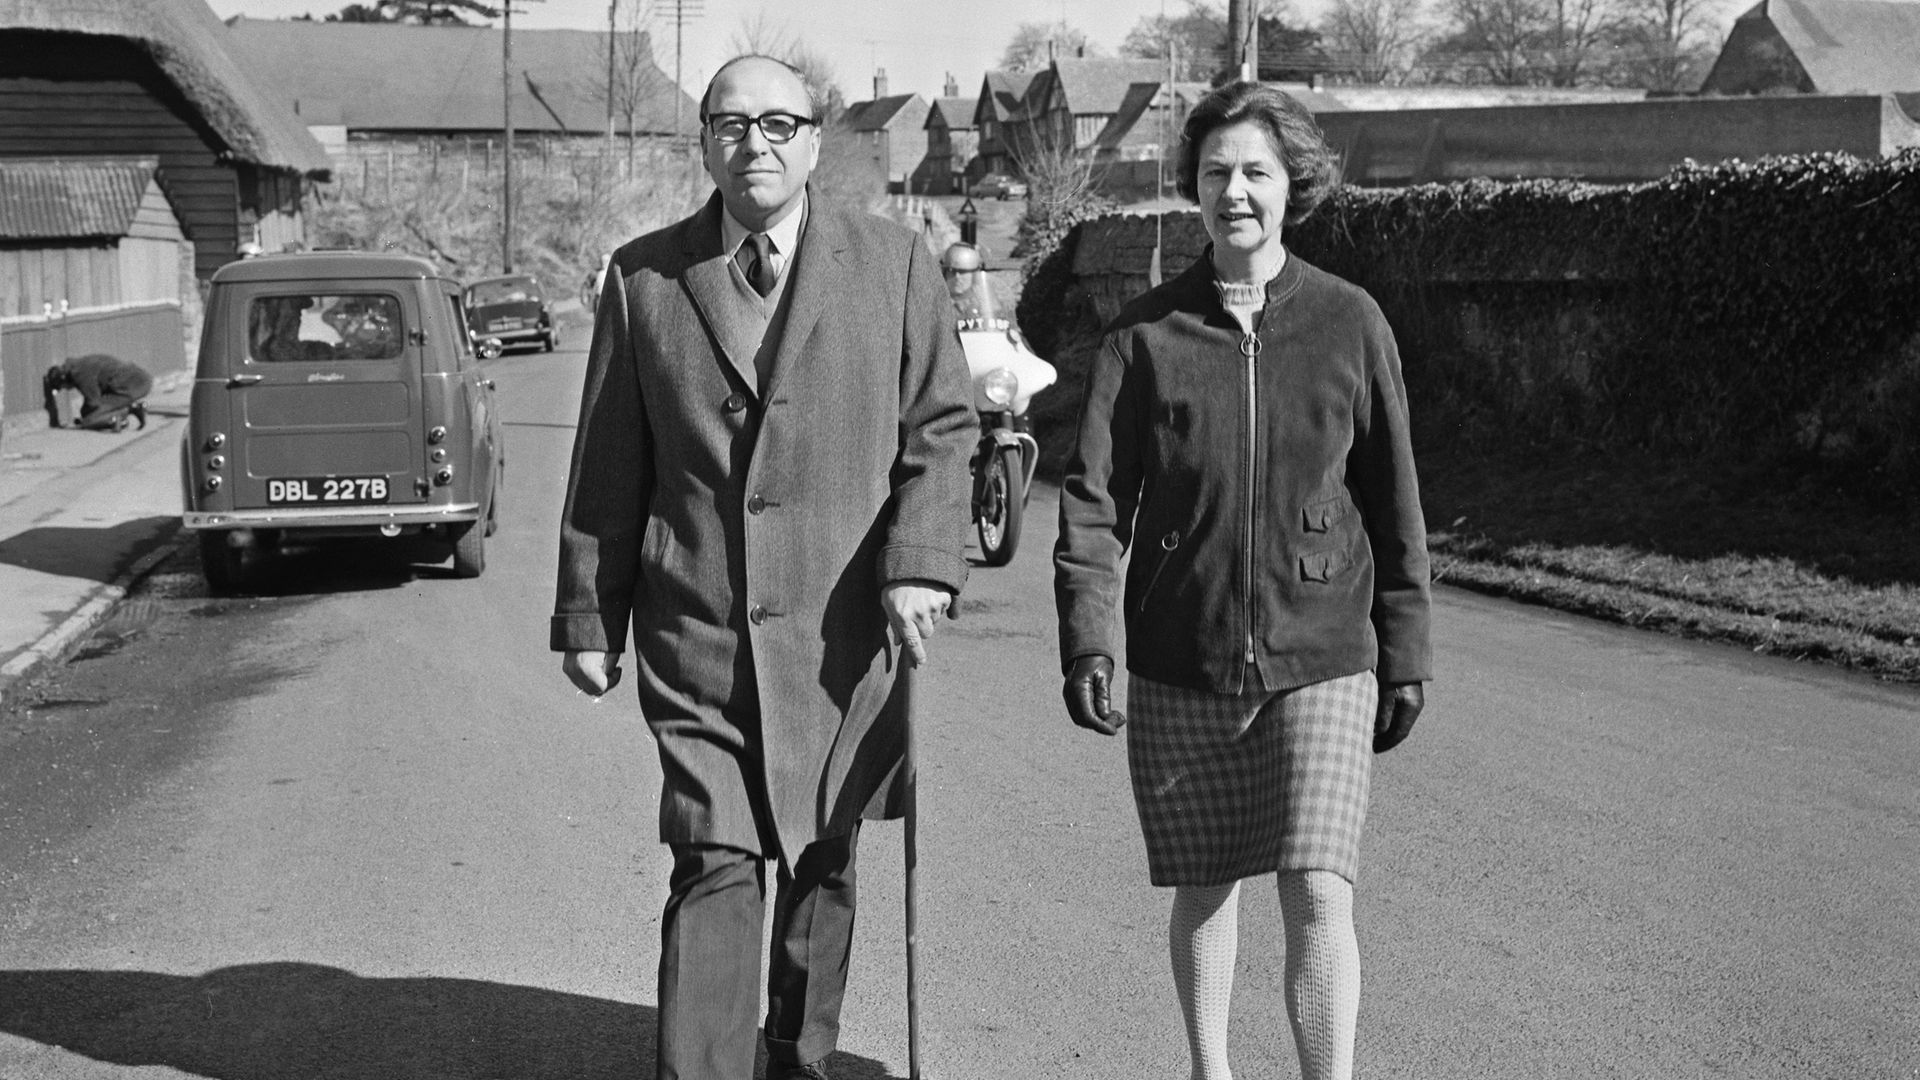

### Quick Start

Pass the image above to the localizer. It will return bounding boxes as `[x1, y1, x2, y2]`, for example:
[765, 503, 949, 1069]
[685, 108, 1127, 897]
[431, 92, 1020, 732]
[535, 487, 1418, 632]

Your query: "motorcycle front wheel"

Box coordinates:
[976, 443, 1024, 567]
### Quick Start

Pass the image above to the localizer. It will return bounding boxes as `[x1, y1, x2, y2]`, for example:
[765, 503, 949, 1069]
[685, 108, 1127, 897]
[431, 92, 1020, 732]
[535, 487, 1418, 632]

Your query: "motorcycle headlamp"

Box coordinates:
[982, 367, 1019, 407]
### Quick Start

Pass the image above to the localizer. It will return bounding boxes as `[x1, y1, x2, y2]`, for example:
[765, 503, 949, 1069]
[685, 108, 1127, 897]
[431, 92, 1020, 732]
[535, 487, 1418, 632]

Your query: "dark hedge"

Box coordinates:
[1020, 150, 1920, 485]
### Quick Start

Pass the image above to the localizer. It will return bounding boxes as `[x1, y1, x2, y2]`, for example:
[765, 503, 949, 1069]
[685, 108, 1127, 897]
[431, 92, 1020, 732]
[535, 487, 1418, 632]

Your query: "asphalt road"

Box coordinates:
[2, 343, 1916, 1080]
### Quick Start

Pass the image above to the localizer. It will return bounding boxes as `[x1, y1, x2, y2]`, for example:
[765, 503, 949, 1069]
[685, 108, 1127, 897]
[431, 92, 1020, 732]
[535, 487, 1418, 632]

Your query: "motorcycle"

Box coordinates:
[957, 318, 1056, 566]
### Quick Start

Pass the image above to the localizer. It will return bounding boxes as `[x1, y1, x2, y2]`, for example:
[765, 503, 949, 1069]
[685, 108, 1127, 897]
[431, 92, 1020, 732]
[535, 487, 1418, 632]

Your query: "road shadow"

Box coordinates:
[212, 536, 469, 598]
[0, 518, 178, 583]
[0, 963, 902, 1079]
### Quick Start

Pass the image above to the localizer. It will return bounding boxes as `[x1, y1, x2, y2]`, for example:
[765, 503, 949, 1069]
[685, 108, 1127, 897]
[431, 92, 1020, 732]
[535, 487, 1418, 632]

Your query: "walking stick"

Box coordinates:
[903, 662, 926, 1080]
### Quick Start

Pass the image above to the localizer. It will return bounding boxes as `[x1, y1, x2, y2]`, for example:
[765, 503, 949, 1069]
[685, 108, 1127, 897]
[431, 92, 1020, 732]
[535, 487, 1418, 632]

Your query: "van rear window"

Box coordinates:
[467, 278, 539, 306]
[249, 294, 404, 362]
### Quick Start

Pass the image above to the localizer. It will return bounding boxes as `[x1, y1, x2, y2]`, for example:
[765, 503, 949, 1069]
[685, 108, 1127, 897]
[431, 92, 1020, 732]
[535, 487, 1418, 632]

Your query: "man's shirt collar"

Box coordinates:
[721, 192, 808, 263]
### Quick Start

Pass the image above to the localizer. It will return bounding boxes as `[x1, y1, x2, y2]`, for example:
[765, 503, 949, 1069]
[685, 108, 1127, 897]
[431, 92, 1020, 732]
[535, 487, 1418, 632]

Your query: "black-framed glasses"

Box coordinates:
[704, 112, 816, 145]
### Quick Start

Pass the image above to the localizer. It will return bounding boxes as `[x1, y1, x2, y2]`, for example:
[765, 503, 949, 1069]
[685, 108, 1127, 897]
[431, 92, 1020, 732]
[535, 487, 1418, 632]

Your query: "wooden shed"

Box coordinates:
[0, 157, 188, 316]
[0, 157, 192, 425]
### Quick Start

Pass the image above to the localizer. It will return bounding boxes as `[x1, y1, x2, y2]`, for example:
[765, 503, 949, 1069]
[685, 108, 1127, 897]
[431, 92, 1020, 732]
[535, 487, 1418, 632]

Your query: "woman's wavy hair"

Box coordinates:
[1176, 81, 1339, 224]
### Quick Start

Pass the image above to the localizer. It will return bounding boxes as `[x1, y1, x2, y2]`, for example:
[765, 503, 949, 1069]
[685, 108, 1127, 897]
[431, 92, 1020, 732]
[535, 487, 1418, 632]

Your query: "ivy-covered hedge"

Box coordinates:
[1020, 151, 1920, 487]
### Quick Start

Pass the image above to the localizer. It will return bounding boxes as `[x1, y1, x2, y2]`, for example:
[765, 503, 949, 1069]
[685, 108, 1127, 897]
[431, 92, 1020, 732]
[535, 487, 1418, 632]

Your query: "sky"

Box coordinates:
[204, 0, 1304, 102]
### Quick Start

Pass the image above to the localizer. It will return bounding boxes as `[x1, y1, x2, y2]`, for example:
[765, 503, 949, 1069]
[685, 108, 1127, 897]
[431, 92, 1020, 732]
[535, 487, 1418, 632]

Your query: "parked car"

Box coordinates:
[464, 273, 559, 352]
[970, 173, 1029, 201]
[181, 251, 506, 592]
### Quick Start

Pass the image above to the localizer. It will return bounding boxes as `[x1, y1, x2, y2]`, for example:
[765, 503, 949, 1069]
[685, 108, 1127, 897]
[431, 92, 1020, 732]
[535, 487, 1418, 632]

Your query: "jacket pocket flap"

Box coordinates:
[1302, 496, 1348, 533]
[1299, 549, 1352, 583]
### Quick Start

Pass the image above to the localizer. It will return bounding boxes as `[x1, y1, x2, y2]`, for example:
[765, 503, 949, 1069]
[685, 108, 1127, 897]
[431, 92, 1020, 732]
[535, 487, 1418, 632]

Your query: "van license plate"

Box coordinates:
[268, 477, 390, 505]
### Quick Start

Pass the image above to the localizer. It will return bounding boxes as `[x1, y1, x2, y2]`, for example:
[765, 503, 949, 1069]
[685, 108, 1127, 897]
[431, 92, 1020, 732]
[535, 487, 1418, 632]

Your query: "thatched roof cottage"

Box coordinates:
[0, 0, 332, 279]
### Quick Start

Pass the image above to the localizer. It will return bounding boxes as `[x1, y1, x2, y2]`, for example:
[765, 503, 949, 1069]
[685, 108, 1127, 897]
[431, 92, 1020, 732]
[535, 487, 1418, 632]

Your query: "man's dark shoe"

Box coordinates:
[767, 1060, 832, 1080]
[130, 401, 147, 430]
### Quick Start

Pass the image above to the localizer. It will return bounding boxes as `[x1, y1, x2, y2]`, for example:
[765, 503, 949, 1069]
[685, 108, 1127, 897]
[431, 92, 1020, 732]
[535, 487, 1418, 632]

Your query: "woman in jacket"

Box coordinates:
[1053, 81, 1432, 1080]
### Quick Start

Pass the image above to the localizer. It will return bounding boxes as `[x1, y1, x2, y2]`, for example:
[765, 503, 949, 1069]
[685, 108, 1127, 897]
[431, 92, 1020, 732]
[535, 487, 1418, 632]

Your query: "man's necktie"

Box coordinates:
[738, 233, 776, 297]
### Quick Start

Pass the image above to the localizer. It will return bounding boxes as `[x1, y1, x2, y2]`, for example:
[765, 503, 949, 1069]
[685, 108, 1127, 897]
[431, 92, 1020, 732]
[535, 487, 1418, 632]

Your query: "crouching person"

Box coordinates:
[44, 355, 152, 432]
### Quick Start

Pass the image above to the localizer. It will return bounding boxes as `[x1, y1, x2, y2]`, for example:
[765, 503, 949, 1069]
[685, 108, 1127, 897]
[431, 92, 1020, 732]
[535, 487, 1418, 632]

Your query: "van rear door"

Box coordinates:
[225, 287, 427, 511]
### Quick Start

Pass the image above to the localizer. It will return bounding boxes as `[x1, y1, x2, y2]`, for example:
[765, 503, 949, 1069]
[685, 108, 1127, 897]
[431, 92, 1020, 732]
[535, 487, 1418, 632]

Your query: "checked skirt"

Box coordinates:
[1126, 669, 1377, 887]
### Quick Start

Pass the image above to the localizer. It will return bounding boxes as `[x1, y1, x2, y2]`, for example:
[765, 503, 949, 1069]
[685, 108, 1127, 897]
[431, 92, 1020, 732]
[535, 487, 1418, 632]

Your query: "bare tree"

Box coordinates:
[1612, 0, 1719, 90]
[1000, 20, 1101, 72]
[1120, 2, 1230, 80]
[725, 13, 845, 118]
[1319, 0, 1427, 83]
[1539, 0, 1615, 85]
[1422, 0, 1551, 84]
[1421, 0, 1634, 85]
[1005, 113, 1115, 267]
[607, 1, 655, 143]
[325, 0, 501, 23]
[727, 10, 789, 55]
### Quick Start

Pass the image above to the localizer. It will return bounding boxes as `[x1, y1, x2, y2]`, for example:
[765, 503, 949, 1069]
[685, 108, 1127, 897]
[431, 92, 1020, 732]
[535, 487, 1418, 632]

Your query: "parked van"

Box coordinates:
[181, 252, 505, 592]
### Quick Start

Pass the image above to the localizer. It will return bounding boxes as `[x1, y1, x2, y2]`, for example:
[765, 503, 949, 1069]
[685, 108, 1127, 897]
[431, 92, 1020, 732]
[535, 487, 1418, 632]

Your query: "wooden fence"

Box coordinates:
[0, 300, 187, 432]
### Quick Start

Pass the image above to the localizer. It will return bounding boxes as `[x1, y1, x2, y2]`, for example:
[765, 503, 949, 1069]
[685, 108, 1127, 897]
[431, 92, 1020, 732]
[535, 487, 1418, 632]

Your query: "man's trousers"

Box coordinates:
[75, 393, 140, 430]
[657, 826, 860, 1080]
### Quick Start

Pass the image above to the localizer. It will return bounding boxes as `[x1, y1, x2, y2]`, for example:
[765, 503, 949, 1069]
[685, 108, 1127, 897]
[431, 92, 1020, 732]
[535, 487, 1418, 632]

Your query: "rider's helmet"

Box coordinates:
[940, 243, 984, 275]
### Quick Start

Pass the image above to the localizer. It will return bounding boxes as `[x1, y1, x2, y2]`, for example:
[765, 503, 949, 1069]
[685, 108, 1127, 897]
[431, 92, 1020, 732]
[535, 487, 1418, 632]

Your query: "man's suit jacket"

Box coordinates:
[552, 191, 976, 862]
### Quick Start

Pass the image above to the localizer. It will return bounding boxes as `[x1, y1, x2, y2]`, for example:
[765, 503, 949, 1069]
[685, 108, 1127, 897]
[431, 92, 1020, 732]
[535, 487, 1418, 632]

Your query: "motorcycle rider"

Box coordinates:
[941, 242, 997, 322]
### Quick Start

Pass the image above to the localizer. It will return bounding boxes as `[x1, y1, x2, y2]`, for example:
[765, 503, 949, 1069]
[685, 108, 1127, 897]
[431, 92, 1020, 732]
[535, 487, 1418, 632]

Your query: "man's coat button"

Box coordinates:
[723, 393, 748, 413]
[749, 604, 769, 625]
[747, 493, 767, 514]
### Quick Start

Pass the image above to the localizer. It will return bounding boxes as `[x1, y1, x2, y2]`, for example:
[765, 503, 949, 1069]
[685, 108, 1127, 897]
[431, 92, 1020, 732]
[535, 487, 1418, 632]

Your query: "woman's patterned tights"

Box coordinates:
[1169, 870, 1360, 1080]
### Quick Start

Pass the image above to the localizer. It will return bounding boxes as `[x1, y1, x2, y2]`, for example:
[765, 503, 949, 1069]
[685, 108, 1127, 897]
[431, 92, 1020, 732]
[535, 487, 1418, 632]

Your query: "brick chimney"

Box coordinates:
[944, 73, 959, 97]
[874, 69, 888, 98]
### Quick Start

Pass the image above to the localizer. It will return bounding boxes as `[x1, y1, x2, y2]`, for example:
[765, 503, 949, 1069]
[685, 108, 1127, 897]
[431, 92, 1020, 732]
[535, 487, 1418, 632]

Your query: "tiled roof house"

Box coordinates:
[982, 58, 1167, 175]
[922, 92, 980, 195]
[225, 16, 698, 143]
[841, 78, 929, 193]
[973, 70, 1035, 176]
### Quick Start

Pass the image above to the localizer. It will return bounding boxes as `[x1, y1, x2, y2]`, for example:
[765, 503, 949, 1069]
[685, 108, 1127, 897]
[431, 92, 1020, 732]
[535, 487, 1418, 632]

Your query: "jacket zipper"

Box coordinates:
[1240, 329, 1260, 668]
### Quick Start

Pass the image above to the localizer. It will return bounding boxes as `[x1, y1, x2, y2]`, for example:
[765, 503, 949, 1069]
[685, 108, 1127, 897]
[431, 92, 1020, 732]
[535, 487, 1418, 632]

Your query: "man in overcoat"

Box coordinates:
[553, 55, 976, 1080]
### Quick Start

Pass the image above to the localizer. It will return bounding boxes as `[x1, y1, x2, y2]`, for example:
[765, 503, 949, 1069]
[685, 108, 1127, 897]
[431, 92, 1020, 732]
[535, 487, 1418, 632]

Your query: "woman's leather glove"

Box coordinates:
[1374, 681, 1425, 753]
[1064, 655, 1127, 736]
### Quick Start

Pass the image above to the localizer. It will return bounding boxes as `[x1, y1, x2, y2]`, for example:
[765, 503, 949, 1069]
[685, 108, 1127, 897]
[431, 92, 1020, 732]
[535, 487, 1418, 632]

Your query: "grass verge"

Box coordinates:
[1418, 440, 1920, 684]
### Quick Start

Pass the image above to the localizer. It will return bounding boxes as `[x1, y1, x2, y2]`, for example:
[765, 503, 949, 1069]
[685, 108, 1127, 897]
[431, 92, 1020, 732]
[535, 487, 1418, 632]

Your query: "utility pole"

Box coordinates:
[501, 0, 544, 273]
[653, 0, 704, 138]
[503, 0, 514, 272]
[607, 0, 616, 140]
[1228, 0, 1255, 81]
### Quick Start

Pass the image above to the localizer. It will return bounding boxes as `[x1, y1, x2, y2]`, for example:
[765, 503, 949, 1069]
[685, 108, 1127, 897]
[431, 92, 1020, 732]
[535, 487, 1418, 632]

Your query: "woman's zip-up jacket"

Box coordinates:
[1053, 249, 1433, 694]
